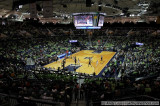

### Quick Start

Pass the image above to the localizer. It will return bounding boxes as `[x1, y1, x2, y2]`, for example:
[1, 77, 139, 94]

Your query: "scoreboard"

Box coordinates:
[73, 12, 106, 29]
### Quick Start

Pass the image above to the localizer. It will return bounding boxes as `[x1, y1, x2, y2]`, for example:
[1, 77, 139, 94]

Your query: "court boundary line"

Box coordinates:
[97, 52, 117, 77]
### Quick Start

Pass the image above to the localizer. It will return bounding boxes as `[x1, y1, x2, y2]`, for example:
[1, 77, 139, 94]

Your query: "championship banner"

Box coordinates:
[29, 2, 37, 18]
[43, 0, 53, 18]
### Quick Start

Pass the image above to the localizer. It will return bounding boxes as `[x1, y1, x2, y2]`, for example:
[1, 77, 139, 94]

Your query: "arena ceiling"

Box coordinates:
[0, 0, 160, 23]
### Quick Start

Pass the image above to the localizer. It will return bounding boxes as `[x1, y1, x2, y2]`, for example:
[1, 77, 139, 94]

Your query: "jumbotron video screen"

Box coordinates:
[74, 15, 93, 27]
[98, 16, 104, 27]
[73, 12, 106, 29]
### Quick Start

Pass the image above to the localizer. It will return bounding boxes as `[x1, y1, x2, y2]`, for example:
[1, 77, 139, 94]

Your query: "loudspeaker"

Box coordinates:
[98, 6, 102, 11]
[86, 0, 91, 7]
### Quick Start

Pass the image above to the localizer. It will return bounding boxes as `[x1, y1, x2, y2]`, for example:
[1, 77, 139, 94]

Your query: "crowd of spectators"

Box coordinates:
[0, 22, 160, 106]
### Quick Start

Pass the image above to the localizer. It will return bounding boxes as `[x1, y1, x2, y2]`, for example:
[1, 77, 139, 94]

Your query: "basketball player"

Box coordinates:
[65, 56, 67, 60]
[75, 56, 77, 65]
[58, 56, 60, 63]
[96, 60, 98, 66]
[78, 58, 80, 64]
[101, 55, 103, 61]
[88, 57, 92, 67]
[56, 56, 58, 62]
[62, 59, 66, 69]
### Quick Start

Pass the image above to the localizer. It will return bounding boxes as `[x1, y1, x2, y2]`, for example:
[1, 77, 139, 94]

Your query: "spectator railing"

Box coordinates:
[0, 93, 65, 106]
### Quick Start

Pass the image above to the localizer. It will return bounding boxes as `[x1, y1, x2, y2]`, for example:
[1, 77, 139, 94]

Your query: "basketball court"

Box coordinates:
[44, 50, 116, 75]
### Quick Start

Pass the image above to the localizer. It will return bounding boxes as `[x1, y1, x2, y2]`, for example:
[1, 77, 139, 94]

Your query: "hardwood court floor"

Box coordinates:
[44, 50, 116, 75]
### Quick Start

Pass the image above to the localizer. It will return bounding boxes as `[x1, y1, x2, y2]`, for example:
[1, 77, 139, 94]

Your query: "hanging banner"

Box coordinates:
[29, 2, 37, 18]
[43, 0, 53, 18]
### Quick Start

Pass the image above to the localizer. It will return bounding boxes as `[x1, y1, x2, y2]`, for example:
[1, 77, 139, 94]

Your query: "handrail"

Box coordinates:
[0, 93, 65, 106]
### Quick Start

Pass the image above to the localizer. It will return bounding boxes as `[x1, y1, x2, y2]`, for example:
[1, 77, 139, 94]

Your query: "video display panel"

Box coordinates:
[74, 15, 93, 27]
[76, 27, 101, 29]
[136, 42, 144, 46]
[93, 15, 99, 26]
[98, 16, 104, 26]
[69, 40, 78, 43]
